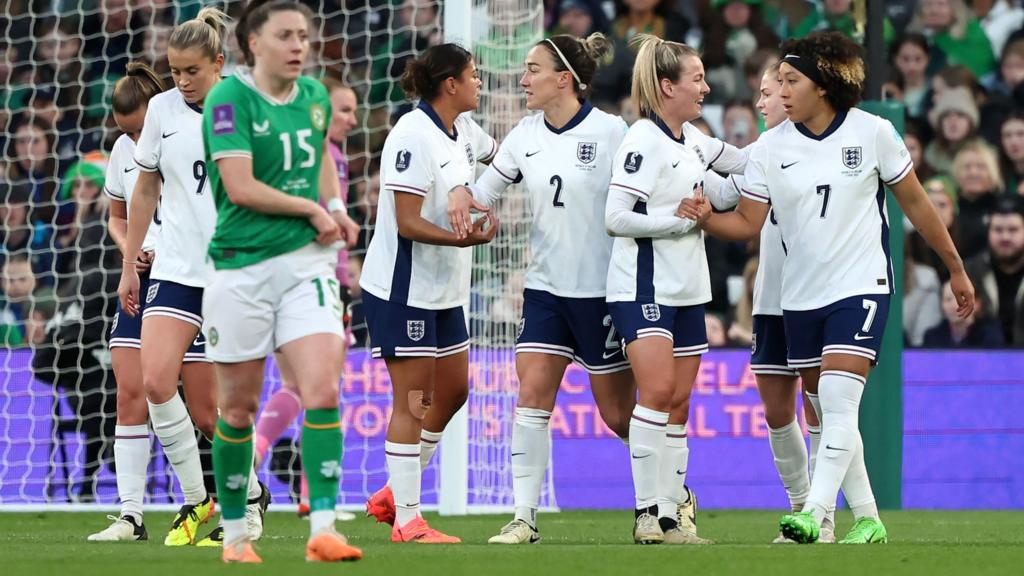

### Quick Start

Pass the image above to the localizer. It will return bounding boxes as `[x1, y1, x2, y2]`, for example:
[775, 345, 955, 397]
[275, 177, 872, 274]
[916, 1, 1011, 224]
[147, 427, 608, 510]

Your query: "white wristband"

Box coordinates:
[327, 197, 345, 213]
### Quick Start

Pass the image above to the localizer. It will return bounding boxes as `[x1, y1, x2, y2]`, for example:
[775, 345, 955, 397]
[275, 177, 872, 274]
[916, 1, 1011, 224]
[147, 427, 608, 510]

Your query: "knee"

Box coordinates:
[141, 369, 174, 403]
[596, 403, 631, 438]
[301, 380, 339, 411]
[219, 402, 256, 430]
[641, 381, 675, 413]
[763, 401, 797, 429]
[116, 388, 148, 425]
[191, 411, 217, 439]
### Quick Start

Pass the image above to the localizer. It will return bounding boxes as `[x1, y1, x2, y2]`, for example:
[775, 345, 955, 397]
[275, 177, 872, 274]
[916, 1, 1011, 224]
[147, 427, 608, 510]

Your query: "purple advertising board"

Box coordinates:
[0, 349, 1021, 509]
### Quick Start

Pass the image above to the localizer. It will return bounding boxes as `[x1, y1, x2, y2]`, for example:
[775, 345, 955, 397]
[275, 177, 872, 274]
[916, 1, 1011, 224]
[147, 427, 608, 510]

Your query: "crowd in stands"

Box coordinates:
[2, 0, 1023, 362]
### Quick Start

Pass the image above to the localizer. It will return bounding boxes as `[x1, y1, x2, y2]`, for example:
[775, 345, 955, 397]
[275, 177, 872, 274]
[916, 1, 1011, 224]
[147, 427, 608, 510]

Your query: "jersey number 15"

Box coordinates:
[280, 129, 316, 171]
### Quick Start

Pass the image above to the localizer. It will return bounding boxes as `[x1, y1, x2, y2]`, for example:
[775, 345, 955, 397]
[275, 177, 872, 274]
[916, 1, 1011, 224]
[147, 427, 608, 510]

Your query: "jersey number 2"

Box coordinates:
[550, 175, 564, 208]
[280, 129, 316, 171]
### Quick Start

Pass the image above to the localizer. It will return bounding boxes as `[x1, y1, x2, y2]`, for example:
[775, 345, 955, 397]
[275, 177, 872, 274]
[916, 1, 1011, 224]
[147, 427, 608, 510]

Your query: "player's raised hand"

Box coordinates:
[310, 205, 342, 246]
[950, 270, 976, 319]
[117, 265, 141, 317]
[448, 184, 489, 240]
[461, 212, 499, 246]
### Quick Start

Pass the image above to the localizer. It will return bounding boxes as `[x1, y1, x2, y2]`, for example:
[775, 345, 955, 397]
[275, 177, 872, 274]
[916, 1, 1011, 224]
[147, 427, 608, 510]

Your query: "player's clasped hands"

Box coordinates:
[460, 212, 500, 247]
[448, 184, 491, 240]
[310, 204, 344, 247]
[117, 264, 141, 317]
[677, 191, 711, 224]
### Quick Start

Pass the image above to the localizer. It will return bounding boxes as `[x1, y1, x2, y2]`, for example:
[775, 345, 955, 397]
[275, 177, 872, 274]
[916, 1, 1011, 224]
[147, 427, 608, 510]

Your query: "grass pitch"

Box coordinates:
[2, 510, 1021, 575]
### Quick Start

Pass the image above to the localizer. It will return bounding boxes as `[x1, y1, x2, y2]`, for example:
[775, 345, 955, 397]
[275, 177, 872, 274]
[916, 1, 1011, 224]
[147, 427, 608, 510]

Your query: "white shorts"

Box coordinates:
[202, 243, 344, 363]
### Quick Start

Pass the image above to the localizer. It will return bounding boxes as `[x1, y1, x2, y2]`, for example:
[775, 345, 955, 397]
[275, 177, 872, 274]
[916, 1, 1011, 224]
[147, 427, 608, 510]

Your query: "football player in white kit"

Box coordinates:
[604, 34, 747, 545]
[361, 44, 498, 543]
[87, 63, 166, 542]
[115, 9, 267, 546]
[683, 32, 974, 544]
[703, 61, 836, 543]
[448, 33, 637, 545]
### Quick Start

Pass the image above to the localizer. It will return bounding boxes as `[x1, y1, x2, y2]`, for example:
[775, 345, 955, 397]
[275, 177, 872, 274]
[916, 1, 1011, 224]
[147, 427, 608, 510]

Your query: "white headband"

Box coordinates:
[545, 38, 587, 91]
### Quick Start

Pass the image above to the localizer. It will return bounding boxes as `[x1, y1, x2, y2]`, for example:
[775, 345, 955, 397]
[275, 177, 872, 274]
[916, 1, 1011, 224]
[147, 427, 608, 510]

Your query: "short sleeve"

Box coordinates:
[104, 141, 126, 201]
[740, 141, 770, 204]
[609, 127, 661, 200]
[876, 118, 913, 186]
[383, 131, 434, 197]
[133, 101, 162, 172]
[204, 85, 253, 161]
[465, 115, 497, 162]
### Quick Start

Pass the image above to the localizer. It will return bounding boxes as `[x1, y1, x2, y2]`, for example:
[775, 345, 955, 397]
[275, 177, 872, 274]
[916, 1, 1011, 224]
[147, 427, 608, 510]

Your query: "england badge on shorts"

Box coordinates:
[641, 303, 661, 322]
[407, 320, 425, 342]
[146, 282, 160, 304]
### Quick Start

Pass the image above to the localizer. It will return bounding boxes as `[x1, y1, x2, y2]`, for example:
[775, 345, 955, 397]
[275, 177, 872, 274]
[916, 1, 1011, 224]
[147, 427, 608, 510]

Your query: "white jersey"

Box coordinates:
[606, 118, 747, 306]
[740, 109, 913, 311]
[476, 103, 627, 298]
[360, 102, 497, 310]
[104, 134, 160, 253]
[134, 88, 216, 288]
[704, 171, 785, 316]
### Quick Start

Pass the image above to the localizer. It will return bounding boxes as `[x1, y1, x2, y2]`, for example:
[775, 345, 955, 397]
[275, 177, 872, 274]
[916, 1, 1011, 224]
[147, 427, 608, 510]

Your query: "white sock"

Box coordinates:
[386, 441, 421, 527]
[310, 510, 335, 534]
[768, 419, 810, 511]
[658, 424, 688, 519]
[114, 424, 150, 520]
[247, 463, 261, 501]
[841, 434, 880, 520]
[511, 407, 550, 528]
[223, 518, 247, 545]
[629, 405, 668, 510]
[806, 392, 835, 523]
[805, 371, 865, 524]
[420, 429, 442, 471]
[148, 395, 206, 504]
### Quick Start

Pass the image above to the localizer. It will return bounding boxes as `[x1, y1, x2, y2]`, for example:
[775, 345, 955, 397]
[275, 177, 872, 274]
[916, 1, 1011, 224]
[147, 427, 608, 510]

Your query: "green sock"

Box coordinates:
[303, 408, 343, 513]
[213, 418, 253, 521]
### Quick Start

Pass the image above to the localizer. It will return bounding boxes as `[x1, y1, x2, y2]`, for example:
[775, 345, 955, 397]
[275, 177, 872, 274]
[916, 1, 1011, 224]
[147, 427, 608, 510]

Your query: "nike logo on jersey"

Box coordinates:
[123, 167, 136, 173]
[675, 469, 686, 475]
[526, 150, 541, 157]
[631, 453, 650, 460]
[854, 333, 874, 341]
[781, 161, 798, 169]
[825, 444, 849, 452]
[511, 452, 525, 457]
[162, 131, 178, 139]
[672, 161, 680, 168]
[440, 160, 451, 168]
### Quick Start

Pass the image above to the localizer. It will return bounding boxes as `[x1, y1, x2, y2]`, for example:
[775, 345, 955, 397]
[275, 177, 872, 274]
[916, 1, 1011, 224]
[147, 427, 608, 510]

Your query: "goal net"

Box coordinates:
[0, 0, 547, 513]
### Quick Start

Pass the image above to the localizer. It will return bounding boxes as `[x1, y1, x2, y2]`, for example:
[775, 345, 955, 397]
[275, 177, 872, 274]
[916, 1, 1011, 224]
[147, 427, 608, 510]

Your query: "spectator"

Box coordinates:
[907, 0, 996, 78]
[722, 99, 758, 148]
[890, 34, 931, 119]
[5, 117, 69, 243]
[83, 0, 142, 77]
[980, 39, 1024, 142]
[922, 279, 1004, 346]
[593, 0, 689, 107]
[618, 95, 640, 125]
[904, 121, 937, 182]
[1, 254, 34, 347]
[54, 156, 117, 297]
[367, 0, 441, 107]
[701, 0, 778, 102]
[727, 256, 756, 347]
[0, 179, 32, 254]
[704, 311, 729, 347]
[1, 40, 30, 136]
[909, 175, 961, 281]
[965, 198, 1024, 346]
[548, 0, 606, 38]
[792, 0, 894, 44]
[323, 77, 359, 335]
[998, 112, 1024, 195]
[953, 141, 1005, 259]
[904, 243, 943, 346]
[142, 21, 174, 82]
[925, 86, 981, 173]
[971, 0, 1024, 58]
[346, 255, 368, 348]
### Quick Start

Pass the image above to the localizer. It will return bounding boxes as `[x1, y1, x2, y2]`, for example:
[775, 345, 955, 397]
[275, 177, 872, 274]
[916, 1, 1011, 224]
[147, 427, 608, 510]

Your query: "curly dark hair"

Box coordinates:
[779, 31, 865, 111]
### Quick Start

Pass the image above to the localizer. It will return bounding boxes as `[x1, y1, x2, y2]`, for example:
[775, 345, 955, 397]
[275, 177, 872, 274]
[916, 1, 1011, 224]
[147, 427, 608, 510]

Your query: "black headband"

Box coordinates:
[782, 54, 825, 88]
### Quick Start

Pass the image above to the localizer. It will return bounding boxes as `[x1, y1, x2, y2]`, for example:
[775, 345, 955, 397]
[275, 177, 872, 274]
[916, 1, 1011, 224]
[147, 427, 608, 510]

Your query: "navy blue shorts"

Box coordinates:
[111, 275, 207, 362]
[515, 289, 629, 375]
[783, 294, 890, 369]
[363, 291, 469, 359]
[608, 301, 708, 357]
[750, 315, 797, 376]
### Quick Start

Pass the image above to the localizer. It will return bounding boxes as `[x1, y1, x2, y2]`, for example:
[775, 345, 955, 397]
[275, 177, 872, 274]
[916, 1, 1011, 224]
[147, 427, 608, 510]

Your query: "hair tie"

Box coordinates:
[782, 53, 826, 88]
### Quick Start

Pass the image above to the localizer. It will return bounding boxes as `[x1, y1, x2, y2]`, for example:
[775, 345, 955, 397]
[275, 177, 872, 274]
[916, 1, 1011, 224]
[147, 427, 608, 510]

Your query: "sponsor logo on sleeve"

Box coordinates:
[212, 104, 235, 135]
[396, 149, 412, 172]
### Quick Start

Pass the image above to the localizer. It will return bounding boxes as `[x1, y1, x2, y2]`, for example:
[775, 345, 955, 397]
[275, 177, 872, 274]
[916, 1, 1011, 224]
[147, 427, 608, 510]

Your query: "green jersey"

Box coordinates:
[202, 70, 332, 269]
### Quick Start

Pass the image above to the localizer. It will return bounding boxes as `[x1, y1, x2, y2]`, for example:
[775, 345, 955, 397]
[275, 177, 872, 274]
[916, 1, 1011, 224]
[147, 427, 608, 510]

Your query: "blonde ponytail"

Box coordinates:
[169, 6, 231, 61]
[629, 34, 700, 118]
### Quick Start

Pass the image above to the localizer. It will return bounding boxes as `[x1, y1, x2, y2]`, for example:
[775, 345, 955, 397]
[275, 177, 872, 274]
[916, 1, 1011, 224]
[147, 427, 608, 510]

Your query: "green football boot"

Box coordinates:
[779, 511, 819, 544]
[839, 517, 888, 544]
